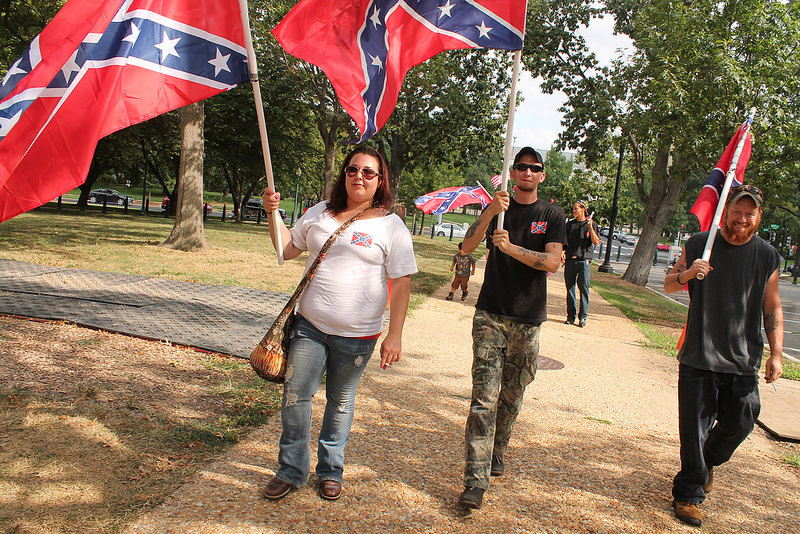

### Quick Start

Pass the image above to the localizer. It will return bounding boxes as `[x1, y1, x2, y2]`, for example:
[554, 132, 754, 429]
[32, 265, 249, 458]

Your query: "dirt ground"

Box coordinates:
[120, 265, 800, 534]
[0, 317, 280, 533]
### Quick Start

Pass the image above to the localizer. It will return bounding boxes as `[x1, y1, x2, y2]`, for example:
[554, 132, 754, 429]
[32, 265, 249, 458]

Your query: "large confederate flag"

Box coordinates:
[689, 116, 753, 231]
[273, 0, 527, 142]
[0, 0, 250, 222]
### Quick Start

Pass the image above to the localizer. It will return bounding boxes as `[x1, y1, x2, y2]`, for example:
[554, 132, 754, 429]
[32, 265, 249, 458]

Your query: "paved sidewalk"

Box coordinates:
[120, 262, 799, 534]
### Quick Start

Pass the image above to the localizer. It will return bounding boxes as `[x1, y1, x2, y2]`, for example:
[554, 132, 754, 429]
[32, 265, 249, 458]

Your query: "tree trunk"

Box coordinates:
[622, 176, 685, 285]
[161, 102, 207, 251]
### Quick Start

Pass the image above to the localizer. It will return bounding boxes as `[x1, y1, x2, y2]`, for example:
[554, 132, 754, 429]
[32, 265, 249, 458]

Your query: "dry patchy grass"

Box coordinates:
[0, 316, 281, 533]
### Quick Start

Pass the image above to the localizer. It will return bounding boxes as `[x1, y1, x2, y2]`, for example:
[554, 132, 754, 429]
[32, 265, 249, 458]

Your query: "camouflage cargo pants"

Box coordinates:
[464, 309, 540, 489]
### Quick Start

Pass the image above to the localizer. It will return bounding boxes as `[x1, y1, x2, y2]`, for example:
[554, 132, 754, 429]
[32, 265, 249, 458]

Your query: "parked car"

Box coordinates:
[161, 197, 212, 214]
[432, 222, 469, 238]
[616, 233, 637, 245]
[656, 243, 670, 252]
[88, 189, 135, 206]
[242, 198, 286, 221]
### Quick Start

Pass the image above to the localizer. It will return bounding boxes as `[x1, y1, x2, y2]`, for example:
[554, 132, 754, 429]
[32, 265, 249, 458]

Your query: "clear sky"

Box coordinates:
[511, 15, 632, 153]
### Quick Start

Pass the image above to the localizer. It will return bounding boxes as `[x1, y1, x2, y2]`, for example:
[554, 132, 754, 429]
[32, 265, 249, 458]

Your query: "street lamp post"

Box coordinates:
[598, 141, 625, 274]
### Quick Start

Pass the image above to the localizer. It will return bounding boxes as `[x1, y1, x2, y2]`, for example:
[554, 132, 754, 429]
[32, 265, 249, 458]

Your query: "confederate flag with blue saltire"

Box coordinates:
[414, 185, 492, 215]
[0, 0, 249, 222]
[273, 0, 527, 142]
[689, 116, 753, 232]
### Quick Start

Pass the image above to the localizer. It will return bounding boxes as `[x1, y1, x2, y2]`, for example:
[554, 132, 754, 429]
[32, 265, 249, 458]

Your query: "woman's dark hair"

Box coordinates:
[327, 146, 393, 215]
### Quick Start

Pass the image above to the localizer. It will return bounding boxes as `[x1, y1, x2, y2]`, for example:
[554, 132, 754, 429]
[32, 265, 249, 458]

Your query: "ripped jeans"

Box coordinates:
[276, 315, 377, 486]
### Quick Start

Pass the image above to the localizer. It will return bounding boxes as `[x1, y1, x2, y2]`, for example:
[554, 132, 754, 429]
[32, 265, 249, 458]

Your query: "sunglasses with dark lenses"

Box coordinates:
[513, 163, 544, 173]
[345, 165, 379, 179]
[731, 184, 762, 198]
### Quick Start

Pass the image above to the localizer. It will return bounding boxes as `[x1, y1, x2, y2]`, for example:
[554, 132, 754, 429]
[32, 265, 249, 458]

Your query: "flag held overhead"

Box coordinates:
[0, 0, 250, 223]
[414, 185, 492, 215]
[273, 0, 527, 142]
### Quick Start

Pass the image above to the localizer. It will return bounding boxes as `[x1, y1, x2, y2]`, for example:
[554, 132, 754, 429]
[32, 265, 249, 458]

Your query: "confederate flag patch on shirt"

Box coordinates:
[350, 231, 373, 248]
[530, 221, 548, 234]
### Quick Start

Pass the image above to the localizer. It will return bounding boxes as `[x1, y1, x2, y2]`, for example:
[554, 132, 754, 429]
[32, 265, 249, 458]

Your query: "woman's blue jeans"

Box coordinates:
[276, 316, 377, 487]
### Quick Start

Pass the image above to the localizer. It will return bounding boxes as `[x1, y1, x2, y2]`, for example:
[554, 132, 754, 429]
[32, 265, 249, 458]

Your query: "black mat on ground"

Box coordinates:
[0, 259, 288, 358]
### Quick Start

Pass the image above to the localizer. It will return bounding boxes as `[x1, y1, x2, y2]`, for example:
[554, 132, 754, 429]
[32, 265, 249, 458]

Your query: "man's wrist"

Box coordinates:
[677, 271, 689, 285]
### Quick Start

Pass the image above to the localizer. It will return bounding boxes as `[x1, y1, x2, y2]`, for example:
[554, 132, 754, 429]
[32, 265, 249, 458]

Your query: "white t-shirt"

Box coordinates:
[291, 202, 418, 337]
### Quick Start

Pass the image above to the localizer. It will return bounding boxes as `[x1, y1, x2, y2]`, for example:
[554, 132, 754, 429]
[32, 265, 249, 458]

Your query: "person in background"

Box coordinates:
[260, 146, 417, 502]
[447, 241, 476, 301]
[563, 199, 600, 327]
[664, 185, 783, 527]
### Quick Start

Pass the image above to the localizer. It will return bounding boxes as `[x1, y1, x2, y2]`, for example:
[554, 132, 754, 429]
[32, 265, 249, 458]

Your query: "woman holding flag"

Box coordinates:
[259, 146, 417, 501]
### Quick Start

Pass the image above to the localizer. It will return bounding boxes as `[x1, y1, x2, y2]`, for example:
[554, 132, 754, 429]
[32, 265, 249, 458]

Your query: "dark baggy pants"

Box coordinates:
[464, 309, 540, 489]
[564, 258, 591, 322]
[672, 364, 760, 503]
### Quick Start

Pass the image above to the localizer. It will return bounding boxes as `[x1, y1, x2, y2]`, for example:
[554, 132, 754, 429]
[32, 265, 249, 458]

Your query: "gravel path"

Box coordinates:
[126, 261, 800, 533]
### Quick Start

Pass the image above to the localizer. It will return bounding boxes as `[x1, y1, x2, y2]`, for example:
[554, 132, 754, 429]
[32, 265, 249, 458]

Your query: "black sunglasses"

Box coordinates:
[345, 165, 379, 179]
[513, 163, 544, 173]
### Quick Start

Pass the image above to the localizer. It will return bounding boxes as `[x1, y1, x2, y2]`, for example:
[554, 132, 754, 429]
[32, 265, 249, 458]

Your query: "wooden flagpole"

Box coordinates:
[239, 0, 284, 264]
[497, 49, 522, 230]
[696, 107, 756, 280]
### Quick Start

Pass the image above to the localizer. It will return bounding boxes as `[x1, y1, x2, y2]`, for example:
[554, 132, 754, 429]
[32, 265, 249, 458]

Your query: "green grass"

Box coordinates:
[782, 453, 800, 468]
[782, 359, 800, 381]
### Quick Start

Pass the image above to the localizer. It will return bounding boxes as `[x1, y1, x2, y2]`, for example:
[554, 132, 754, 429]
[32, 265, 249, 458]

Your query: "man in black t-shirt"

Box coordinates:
[563, 200, 600, 327]
[457, 147, 566, 510]
[664, 185, 783, 527]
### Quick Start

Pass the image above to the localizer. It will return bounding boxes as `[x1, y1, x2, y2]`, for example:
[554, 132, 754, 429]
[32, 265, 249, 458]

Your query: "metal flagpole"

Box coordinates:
[696, 107, 756, 280]
[497, 49, 522, 230]
[239, 0, 284, 264]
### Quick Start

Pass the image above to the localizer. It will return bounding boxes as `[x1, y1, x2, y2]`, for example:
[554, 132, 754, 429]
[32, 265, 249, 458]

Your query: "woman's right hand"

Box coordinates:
[261, 188, 280, 213]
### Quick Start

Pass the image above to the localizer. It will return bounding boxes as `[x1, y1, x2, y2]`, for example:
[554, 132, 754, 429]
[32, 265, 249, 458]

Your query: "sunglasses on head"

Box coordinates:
[513, 163, 544, 173]
[345, 165, 379, 180]
[731, 184, 762, 197]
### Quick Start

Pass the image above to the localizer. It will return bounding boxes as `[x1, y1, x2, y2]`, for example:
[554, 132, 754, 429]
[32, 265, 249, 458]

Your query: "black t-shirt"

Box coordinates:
[679, 231, 781, 375]
[565, 219, 598, 259]
[476, 198, 566, 324]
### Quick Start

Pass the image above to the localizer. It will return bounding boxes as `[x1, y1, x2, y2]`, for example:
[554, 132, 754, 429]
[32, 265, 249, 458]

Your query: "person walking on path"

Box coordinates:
[446, 242, 476, 301]
[563, 199, 600, 327]
[457, 147, 566, 509]
[259, 146, 417, 502]
[664, 184, 783, 527]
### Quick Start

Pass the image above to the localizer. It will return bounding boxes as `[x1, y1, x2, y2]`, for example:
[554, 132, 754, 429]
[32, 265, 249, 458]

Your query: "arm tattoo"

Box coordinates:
[465, 220, 480, 239]
[516, 246, 547, 269]
[764, 311, 778, 335]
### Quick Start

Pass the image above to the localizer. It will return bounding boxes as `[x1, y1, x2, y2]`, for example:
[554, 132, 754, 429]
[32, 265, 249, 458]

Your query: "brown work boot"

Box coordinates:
[673, 500, 703, 526]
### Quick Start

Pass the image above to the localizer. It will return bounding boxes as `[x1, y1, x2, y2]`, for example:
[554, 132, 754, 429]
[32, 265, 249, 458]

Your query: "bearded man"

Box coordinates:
[664, 185, 783, 527]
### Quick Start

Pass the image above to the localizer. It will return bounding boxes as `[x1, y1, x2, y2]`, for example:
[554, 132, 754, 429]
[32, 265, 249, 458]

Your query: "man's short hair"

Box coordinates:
[513, 146, 544, 167]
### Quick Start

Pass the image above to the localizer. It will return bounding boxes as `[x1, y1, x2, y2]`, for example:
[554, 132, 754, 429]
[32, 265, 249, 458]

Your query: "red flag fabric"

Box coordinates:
[414, 185, 491, 215]
[0, 0, 249, 222]
[273, 0, 526, 141]
[689, 117, 753, 231]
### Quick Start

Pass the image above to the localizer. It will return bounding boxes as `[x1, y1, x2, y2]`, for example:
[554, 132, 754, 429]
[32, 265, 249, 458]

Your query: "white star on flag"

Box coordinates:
[369, 7, 382, 29]
[439, 0, 455, 19]
[122, 22, 141, 44]
[476, 21, 492, 39]
[155, 31, 181, 61]
[208, 48, 231, 76]
[2, 58, 27, 86]
[61, 51, 80, 83]
[369, 53, 383, 69]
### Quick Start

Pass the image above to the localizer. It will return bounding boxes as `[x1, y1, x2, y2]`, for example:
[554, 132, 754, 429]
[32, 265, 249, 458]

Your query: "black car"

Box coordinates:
[88, 189, 135, 206]
[242, 199, 286, 220]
